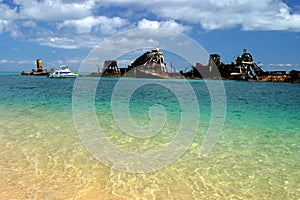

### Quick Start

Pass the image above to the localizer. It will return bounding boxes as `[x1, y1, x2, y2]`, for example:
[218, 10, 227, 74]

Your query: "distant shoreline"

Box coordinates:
[1, 71, 299, 84]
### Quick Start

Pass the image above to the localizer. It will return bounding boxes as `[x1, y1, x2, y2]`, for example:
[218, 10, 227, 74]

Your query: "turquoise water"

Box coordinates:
[0, 74, 299, 199]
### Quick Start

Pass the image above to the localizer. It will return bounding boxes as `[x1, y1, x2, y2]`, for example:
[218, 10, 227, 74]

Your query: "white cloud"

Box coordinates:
[28, 36, 78, 49]
[0, 2, 18, 20]
[1, 0, 300, 50]
[0, 20, 8, 34]
[16, 60, 33, 65]
[0, 19, 22, 37]
[138, 19, 191, 33]
[15, 0, 96, 21]
[27, 35, 103, 49]
[101, 0, 300, 31]
[57, 16, 128, 34]
[0, 59, 9, 64]
[21, 20, 36, 28]
[0, 3, 19, 35]
[0, 59, 34, 65]
[11, 0, 300, 32]
[269, 63, 293, 67]
[265, 63, 299, 71]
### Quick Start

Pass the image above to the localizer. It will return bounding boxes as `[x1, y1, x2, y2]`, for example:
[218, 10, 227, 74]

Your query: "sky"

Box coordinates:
[0, 0, 300, 72]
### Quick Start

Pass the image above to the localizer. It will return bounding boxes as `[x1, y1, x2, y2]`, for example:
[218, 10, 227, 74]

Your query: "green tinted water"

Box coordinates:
[0, 75, 299, 199]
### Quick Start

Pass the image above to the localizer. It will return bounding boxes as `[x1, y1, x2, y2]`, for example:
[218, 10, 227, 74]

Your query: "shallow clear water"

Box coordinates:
[0, 74, 299, 199]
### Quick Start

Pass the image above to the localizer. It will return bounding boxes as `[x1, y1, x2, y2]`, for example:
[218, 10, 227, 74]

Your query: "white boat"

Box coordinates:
[48, 65, 78, 78]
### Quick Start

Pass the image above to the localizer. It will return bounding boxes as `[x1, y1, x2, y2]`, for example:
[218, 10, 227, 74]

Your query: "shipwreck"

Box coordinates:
[21, 59, 50, 76]
[79, 48, 300, 83]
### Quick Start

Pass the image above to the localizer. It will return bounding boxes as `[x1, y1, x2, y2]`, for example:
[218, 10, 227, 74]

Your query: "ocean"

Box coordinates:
[0, 72, 299, 199]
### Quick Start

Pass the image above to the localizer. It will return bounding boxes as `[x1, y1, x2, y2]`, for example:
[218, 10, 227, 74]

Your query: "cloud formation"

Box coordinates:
[14, 0, 95, 21]
[269, 63, 293, 67]
[57, 16, 128, 34]
[138, 19, 191, 33]
[101, 0, 300, 31]
[0, 0, 299, 49]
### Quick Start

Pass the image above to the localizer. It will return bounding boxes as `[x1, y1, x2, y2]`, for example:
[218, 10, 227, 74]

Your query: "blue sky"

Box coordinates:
[0, 0, 299, 72]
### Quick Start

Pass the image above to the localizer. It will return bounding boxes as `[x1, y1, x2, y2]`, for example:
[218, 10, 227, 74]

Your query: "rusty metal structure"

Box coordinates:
[21, 59, 49, 76]
[127, 48, 167, 72]
[182, 49, 265, 80]
[230, 49, 264, 80]
[101, 60, 121, 77]
[31, 47, 297, 82]
[120, 48, 183, 78]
